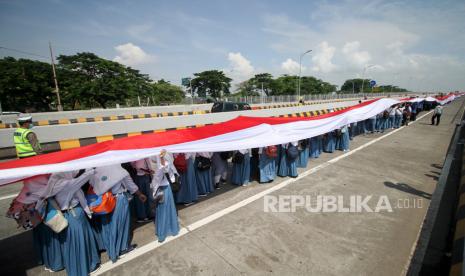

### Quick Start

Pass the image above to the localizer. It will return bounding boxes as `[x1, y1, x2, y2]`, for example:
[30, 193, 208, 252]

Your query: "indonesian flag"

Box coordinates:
[0, 97, 449, 186]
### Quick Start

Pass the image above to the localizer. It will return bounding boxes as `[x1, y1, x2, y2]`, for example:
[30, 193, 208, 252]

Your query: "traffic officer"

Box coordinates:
[13, 115, 42, 158]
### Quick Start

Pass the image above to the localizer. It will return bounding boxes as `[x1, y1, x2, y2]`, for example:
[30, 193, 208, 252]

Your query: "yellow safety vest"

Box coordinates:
[13, 128, 38, 158]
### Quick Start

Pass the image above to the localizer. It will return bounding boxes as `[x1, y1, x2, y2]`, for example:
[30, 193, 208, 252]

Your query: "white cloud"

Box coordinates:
[342, 41, 371, 67]
[227, 52, 255, 81]
[113, 43, 155, 66]
[281, 58, 304, 74]
[312, 41, 337, 73]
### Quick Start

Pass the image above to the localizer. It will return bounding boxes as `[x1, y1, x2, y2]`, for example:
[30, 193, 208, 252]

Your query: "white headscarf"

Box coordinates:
[89, 164, 129, 195]
[16, 175, 50, 204]
[37, 170, 92, 216]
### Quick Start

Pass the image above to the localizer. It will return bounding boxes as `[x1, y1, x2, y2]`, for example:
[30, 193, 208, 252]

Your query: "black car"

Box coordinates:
[211, 101, 251, 113]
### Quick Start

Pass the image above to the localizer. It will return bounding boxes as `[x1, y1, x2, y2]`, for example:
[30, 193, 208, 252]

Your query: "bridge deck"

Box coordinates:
[0, 97, 461, 276]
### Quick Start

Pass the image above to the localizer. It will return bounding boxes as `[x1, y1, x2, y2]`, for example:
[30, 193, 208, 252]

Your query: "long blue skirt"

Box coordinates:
[61, 206, 100, 276]
[259, 153, 276, 183]
[134, 174, 153, 220]
[176, 157, 198, 204]
[296, 147, 309, 168]
[195, 166, 214, 195]
[250, 154, 259, 181]
[368, 118, 376, 132]
[100, 193, 131, 262]
[358, 121, 367, 134]
[278, 152, 298, 177]
[232, 154, 251, 185]
[155, 185, 180, 242]
[275, 146, 282, 174]
[33, 223, 64, 271]
[309, 137, 320, 158]
[336, 131, 350, 151]
[324, 133, 336, 153]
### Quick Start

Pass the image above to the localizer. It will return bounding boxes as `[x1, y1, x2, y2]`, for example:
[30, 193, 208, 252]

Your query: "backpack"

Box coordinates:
[86, 186, 116, 216]
[165, 173, 181, 193]
[174, 154, 187, 173]
[265, 146, 278, 158]
[195, 156, 211, 170]
[286, 144, 299, 160]
[6, 200, 43, 230]
[232, 151, 245, 164]
[220, 151, 233, 160]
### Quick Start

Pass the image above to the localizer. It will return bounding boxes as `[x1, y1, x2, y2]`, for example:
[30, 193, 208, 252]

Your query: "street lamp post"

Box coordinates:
[297, 49, 312, 100]
[360, 64, 375, 94]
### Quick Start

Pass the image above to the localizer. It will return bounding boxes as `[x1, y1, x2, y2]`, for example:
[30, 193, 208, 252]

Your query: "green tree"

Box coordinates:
[57, 52, 152, 109]
[249, 73, 274, 96]
[191, 70, 232, 98]
[341, 79, 408, 93]
[0, 57, 55, 112]
[150, 79, 185, 104]
[340, 79, 371, 93]
[268, 75, 337, 95]
[233, 80, 260, 96]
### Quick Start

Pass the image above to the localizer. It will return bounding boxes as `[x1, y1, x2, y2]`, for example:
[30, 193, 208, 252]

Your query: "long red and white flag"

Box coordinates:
[0, 95, 456, 186]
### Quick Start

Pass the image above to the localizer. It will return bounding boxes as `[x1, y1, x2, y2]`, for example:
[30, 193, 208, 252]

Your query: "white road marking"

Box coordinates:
[0, 193, 18, 201]
[92, 111, 433, 275]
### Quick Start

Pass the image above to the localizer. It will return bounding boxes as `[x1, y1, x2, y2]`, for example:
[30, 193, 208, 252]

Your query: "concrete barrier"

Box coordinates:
[0, 97, 365, 128]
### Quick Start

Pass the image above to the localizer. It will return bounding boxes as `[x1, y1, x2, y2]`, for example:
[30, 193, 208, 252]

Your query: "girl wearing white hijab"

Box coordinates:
[151, 150, 180, 242]
[43, 169, 100, 276]
[89, 164, 146, 263]
[9, 175, 64, 272]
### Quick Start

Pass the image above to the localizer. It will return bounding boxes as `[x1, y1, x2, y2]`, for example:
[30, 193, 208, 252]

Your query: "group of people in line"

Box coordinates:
[6, 98, 442, 276]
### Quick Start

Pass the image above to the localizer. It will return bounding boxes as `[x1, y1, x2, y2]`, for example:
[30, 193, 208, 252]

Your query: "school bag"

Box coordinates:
[174, 154, 187, 173]
[44, 198, 68, 233]
[166, 173, 181, 193]
[220, 151, 233, 160]
[286, 144, 299, 160]
[195, 156, 212, 170]
[86, 186, 116, 215]
[232, 151, 245, 164]
[6, 199, 43, 230]
[265, 146, 278, 158]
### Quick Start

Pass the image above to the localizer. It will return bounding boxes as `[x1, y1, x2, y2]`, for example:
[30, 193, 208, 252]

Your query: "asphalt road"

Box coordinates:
[0, 97, 461, 276]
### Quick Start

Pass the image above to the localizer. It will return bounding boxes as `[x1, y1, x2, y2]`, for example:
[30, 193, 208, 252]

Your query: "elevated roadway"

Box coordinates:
[0, 95, 461, 275]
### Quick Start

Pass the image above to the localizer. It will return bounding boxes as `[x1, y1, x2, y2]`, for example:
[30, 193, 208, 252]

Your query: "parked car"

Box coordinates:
[211, 101, 251, 113]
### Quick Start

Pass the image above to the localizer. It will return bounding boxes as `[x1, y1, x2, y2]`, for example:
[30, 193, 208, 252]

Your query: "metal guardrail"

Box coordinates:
[179, 92, 436, 105]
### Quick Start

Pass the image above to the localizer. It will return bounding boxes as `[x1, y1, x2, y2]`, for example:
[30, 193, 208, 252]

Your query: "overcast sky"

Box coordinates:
[1, 0, 464, 92]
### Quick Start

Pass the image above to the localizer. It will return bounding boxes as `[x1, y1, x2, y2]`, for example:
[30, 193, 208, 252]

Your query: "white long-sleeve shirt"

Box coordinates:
[151, 156, 179, 195]
[40, 170, 94, 213]
[131, 158, 153, 176]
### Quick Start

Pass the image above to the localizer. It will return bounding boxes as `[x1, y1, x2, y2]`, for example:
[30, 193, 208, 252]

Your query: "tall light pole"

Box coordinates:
[360, 64, 375, 94]
[297, 49, 312, 99]
[49, 42, 63, 111]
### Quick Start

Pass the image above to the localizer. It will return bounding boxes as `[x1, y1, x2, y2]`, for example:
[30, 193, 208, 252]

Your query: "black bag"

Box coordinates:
[220, 151, 233, 160]
[286, 144, 299, 160]
[232, 151, 245, 164]
[335, 129, 342, 137]
[195, 156, 211, 170]
[165, 173, 180, 193]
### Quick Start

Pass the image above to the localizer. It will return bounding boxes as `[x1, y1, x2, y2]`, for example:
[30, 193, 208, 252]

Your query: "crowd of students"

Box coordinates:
[6, 99, 439, 276]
